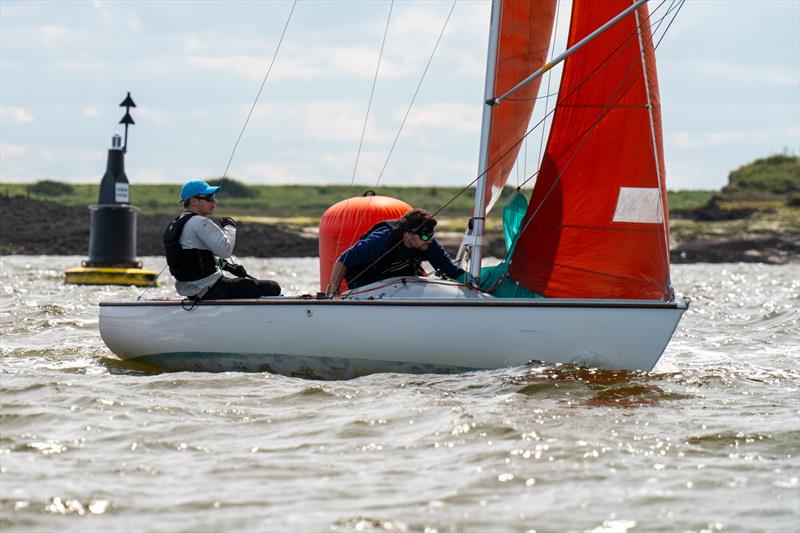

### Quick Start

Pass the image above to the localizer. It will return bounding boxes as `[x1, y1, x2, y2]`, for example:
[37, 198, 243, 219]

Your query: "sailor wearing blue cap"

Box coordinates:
[163, 179, 281, 300]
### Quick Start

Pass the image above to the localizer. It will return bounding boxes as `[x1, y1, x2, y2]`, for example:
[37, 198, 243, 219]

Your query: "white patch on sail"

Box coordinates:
[612, 187, 663, 223]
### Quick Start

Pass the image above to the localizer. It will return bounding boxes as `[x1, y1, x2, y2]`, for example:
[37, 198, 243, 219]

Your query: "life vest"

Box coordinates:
[344, 220, 424, 288]
[163, 212, 218, 282]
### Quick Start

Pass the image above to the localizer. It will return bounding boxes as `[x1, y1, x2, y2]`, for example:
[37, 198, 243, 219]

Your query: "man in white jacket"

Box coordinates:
[163, 179, 281, 300]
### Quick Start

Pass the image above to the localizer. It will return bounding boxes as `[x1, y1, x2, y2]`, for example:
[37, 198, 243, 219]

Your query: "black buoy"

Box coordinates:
[65, 93, 157, 286]
[87, 132, 138, 267]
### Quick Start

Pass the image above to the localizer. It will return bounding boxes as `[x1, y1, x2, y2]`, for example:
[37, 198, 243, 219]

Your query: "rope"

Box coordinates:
[220, 0, 297, 180]
[374, 0, 457, 183]
[136, 264, 167, 301]
[351, 1, 394, 186]
[330, 2, 458, 293]
[346, 0, 677, 290]
[331, 2, 395, 266]
[336, 0, 683, 295]
[137, 3, 297, 303]
[502, 0, 680, 273]
[535, 0, 561, 186]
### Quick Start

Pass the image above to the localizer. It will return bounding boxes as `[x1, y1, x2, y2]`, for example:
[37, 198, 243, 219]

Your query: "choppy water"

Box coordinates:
[1, 256, 798, 532]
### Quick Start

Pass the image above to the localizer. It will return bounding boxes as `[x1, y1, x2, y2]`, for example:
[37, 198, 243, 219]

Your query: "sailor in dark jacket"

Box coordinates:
[325, 208, 467, 296]
[163, 179, 281, 300]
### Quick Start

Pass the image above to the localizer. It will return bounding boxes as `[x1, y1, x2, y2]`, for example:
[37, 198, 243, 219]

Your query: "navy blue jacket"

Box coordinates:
[339, 225, 464, 288]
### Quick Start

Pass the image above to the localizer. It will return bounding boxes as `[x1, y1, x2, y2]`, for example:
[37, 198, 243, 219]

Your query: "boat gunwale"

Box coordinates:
[100, 298, 689, 310]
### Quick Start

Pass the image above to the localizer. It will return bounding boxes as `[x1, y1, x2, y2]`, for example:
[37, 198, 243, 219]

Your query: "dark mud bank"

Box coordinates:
[1, 196, 797, 264]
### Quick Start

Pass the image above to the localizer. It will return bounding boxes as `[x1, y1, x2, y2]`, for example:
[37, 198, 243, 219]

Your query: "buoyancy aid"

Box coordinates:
[163, 212, 218, 282]
[344, 220, 424, 288]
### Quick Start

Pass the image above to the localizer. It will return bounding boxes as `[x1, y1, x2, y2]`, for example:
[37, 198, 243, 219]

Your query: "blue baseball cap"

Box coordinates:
[180, 179, 221, 202]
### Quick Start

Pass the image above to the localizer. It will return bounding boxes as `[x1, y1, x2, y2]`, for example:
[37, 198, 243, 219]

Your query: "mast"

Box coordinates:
[468, 0, 503, 284]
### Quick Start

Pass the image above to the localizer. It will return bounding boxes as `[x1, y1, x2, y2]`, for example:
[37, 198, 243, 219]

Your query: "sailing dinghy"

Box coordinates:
[100, 0, 688, 379]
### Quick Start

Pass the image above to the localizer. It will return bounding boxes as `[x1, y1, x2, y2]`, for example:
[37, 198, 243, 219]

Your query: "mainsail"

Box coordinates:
[507, 0, 671, 300]
[482, 0, 557, 212]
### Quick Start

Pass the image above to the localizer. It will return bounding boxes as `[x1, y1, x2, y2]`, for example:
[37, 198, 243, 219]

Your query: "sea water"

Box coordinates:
[1, 256, 798, 532]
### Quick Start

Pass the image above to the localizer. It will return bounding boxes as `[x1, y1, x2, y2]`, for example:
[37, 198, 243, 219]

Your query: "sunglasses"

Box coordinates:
[417, 232, 434, 241]
[195, 194, 216, 203]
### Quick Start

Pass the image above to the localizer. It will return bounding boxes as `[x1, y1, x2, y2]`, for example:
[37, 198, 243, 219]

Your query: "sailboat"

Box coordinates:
[99, 0, 688, 379]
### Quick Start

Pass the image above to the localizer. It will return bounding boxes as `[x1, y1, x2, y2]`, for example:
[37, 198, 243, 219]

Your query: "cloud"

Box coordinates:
[184, 36, 205, 54]
[240, 162, 296, 183]
[0, 106, 34, 123]
[82, 107, 99, 118]
[135, 107, 170, 127]
[671, 126, 800, 148]
[188, 55, 279, 80]
[75, 149, 105, 162]
[92, 1, 112, 25]
[133, 167, 169, 183]
[187, 46, 411, 81]
[403, 103, 479, 133]
[56, 57, 107, 71]
[299, 101, 393, 143]
[679, 58, 799, 87]
[37, 25, 69, 47]
[127, 12, 141, 32]
[0, 144, 28, 158]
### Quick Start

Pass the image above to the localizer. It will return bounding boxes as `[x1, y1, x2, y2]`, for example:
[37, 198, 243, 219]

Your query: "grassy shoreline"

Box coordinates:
[0, 182, 716, 219]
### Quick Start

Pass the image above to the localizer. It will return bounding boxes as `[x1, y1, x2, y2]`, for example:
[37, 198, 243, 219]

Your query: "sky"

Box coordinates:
[1, 0, 798, 192]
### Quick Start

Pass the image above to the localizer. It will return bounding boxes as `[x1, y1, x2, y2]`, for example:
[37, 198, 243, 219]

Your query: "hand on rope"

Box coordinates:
[456, 271, 479, 289]
[220, 216, 237, 228]
[222, 260, 250, 279]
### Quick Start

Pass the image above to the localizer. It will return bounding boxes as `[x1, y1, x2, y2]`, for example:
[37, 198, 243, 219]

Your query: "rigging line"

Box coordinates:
[374, 0, 457, 184]
[635, 1, 675, 295]
[647, 0, 680, 42]
[402, 0, 673, 224]
[136, 264, 167, 301]
[504, 89, 562, 102]
[497, 1, 673, 270]
[514, 0, 671, 193]
[332, 2, 456, 293]
[339, 0, 673, 290]
[535, 0, 562, 190]
[654, 0, 685, 49]
[504, 0, 675, 269]
[516, 5, 525, 189]
[486, 0, 673, 198]
[512, 0, 671, 192]
[220, 0, 297, 180]
[350, 1, 394, 185]
[331, 1, 395, 261]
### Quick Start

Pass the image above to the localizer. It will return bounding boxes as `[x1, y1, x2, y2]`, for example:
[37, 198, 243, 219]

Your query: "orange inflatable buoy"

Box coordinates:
[319, 192, 412, 292]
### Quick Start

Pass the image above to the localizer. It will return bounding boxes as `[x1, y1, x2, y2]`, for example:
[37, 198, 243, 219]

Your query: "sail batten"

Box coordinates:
[508, 0, 671, 301]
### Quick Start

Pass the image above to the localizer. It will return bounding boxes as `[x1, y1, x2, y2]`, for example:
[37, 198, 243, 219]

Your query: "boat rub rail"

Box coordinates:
[101, 298, 689, 309]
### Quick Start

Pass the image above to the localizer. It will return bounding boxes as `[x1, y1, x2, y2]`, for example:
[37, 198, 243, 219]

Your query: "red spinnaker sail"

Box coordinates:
[483, 0, 557, 212]
[508, 0, 671, 300]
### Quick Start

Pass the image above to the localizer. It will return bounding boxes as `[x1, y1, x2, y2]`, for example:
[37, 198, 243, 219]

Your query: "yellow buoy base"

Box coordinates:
[65, 266, 159, 287]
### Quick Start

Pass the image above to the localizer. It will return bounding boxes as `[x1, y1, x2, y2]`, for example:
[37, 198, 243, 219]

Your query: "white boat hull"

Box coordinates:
[100, 278, 687, 379]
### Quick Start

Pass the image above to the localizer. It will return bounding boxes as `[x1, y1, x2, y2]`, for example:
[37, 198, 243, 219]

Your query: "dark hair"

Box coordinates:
[183, 199, 191, 208]
[399, 208, 436, 234]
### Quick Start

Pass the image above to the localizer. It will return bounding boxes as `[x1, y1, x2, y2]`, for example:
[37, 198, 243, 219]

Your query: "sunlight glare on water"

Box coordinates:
[1, 257, 798, 532]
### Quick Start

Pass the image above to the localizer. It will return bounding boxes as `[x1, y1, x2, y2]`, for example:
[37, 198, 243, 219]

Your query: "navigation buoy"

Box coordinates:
[318, 191, 412, 292]
[65, 93, 157, 287]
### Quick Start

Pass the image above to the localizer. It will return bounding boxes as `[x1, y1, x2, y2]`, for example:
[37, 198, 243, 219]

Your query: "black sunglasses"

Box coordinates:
[194, 194, 216, 202]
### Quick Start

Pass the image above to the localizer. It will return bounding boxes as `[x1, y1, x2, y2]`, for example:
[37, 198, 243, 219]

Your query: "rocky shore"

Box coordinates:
[1, 196, 797, 264]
